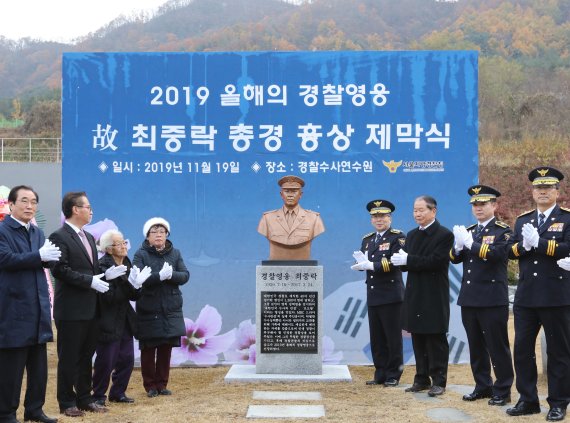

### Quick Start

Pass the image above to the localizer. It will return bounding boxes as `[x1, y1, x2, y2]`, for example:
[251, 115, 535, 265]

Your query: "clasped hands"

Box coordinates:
[91, 265, 128, 293]
[128, 265, 152, 289]
[350, 250, 373, 271]
[39, 239, 61, 262]
[521, 223, 539, 251]
[452, 225, 474, 250]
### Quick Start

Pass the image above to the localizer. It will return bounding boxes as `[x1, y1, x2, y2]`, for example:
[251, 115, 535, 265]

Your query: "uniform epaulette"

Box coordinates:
[560, 207, 570, 213]
[495, 220, 509, 228]
[517, 209, 534, 218]
[262, 209, 279, 215]
[306, 209, 320, 216]
[466, 223, 477, 230]
[362, 232, 375, 239]
[390, 228, 403, 234]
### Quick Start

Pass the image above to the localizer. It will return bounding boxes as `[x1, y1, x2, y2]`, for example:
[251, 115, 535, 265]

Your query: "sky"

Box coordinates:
[0, 0, 171, 43]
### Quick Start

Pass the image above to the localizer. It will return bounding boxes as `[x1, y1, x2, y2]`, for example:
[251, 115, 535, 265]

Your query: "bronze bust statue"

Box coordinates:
[257, 175, 325, 260]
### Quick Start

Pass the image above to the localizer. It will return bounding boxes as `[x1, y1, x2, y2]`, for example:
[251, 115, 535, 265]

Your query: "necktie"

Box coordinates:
[538, 213, 546, 230]
[475, 224, 483, 236]
[286, 210, 295, 228]
[374, 233, 381, 245]
[78, 230, 93, 263]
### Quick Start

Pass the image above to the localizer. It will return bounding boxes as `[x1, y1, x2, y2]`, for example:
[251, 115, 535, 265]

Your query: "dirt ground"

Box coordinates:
[19, 316, 550, 423]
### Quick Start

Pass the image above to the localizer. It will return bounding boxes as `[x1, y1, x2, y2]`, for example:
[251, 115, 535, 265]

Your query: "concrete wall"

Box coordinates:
[0, 163, 62, 235]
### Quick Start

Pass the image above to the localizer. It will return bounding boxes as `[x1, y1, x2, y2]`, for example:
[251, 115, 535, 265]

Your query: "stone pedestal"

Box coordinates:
[256, 262, 323, 375]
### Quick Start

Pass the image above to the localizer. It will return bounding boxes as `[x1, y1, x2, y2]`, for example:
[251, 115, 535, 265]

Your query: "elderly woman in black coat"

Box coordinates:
[93, 229, 151, 405]
[132, 217, 189, 398]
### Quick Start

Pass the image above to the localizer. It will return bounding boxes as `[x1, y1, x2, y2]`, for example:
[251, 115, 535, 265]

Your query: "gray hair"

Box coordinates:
[98, 229, 123, 252]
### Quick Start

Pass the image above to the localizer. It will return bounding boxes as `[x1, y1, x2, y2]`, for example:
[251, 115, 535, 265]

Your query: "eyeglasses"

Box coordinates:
[76, 205, 93, 211]
[18, 198, 38, 206]
[149, 229, 167, 235]
[111, 241, 128, 247]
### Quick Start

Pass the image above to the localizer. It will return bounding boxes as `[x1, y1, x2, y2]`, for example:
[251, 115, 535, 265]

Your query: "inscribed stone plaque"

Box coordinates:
[256, 264, 323, 374]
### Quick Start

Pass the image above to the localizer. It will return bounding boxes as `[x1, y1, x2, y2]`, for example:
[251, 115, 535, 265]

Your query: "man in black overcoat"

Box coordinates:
[391, 195, 454, 397]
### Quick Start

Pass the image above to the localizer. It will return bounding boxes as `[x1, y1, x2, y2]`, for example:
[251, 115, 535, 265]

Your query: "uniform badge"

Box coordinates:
[398, 238, 406, 247]
[379, 242, 390, 251]
[548, 223, 564, 232]
[482, 236, 495, 244]
[504, 233, 511, 241]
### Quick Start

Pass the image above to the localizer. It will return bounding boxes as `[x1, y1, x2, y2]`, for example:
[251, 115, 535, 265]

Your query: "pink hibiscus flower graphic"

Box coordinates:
[171, 305, 235, 366]
[224, 319, 256, 364]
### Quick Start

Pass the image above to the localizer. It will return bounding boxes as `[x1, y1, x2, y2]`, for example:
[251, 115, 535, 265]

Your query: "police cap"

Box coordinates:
[467, 185, 501, 203]
[528, 167, 564, 186]
[366, 199, 395, 215]
[278, 175, 305, 189]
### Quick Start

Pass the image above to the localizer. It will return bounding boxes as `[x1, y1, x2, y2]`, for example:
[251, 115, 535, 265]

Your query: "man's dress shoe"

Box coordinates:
[488, 395, 511, 406]
[78, 402, 108, 413]
[462, 390, 492, 401]
[23, 412, 58, 423]
[428, 386, 445, 397]
[109, 395, 135, 403]
[365, 380, 383, 385]
[59, 407, 84, 417]
[404, 383, 431, 393]
[384, 379, 399, 387]
[546, 407, 566, 422]
[506, 401, 541, 416]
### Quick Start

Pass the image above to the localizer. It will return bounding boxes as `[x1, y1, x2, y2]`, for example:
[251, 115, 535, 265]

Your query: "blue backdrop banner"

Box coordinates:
[62, 51, 478, 366]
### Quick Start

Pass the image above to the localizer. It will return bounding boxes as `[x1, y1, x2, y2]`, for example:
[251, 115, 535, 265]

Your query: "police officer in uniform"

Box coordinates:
[507, 167, 570, 421]
[350, 200, 405, 387]
[450, 185, 514, 406]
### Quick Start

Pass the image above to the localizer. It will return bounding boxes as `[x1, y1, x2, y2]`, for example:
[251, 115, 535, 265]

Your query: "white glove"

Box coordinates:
[159, 262, 173, 281]
[104, 264, 127, 280]
[128, 265, 140, 287]
[391, 250, 408, 266]
[39, 239, 61, 262]
[453, 225, 465, 251]
[522, 223, 539, 250]
[352, 250, 367, 264]
[91, 274, 109, 293]
[558, 257, 570, 271]
[129, 265, 152, 289]
[462, 228, 474, 250]
[351, 260, 374, 271]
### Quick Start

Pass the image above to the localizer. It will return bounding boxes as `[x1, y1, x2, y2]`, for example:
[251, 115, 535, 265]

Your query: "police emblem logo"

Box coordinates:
[398, 238, 406, 247]
[472, 187, 482, 194]
[537, 168, 549, 177]
[374, 201, 382, 207]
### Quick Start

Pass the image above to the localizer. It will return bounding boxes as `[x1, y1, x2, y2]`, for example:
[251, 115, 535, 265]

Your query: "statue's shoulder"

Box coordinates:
[262, 209, 280, 216]
[303, 208, 321, 216]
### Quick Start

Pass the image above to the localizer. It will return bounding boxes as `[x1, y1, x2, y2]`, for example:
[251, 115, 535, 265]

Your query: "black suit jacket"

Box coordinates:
[49, 223, 100, 321]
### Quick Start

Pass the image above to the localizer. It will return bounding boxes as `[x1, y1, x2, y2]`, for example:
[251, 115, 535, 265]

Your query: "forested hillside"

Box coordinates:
[1, 0, 569, 220]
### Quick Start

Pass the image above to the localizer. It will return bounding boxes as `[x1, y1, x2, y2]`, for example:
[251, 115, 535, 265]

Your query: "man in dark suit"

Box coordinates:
[391, 195, 454, 397]
[351, 199, 405, 387]
[49, 192, 125, 418]
[0, 185, 61, 423]
[450, 185, 514, 406]
[507, 167, 570, 422]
